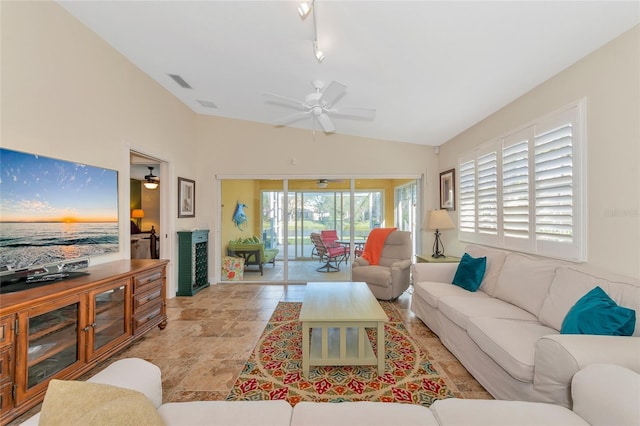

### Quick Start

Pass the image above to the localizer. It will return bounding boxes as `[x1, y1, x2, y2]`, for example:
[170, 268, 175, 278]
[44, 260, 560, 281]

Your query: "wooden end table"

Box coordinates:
[415, 254, 460, 263]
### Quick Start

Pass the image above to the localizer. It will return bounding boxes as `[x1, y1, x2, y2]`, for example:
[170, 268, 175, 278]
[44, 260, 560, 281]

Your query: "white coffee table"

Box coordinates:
[300, 282, 388, 376]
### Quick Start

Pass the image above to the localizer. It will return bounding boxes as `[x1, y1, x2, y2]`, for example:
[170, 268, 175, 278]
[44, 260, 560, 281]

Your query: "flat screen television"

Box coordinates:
[0, 148, 119, 291]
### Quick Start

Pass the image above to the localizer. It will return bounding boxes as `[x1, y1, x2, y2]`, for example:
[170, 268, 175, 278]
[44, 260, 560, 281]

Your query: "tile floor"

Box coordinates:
[10, 283, 491, 424]
[115, 283, 491, 402]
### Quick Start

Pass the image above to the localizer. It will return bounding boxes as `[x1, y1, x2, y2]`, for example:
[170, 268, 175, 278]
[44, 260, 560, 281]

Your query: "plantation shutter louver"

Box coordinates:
[502, 138, 530, 241]
[458, 159, 476, 234]
[534, 123, 574, 243]
[477, 151, 498, 235]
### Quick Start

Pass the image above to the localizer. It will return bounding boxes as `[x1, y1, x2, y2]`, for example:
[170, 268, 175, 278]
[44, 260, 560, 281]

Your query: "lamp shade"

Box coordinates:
[131, 209, 145, 219]
[425, 209, 455, 231]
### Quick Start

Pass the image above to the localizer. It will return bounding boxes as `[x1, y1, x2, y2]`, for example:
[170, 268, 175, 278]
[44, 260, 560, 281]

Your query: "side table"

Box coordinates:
[415, 254, 460, 263]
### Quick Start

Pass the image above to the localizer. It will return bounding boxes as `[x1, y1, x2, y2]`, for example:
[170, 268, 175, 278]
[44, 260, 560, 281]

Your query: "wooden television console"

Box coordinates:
[0, 259, 168, 425]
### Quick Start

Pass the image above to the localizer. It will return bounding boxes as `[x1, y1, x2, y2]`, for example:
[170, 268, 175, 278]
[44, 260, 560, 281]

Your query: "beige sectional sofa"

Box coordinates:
[21, 358, 640, 426]
[411, 244, 640, 408]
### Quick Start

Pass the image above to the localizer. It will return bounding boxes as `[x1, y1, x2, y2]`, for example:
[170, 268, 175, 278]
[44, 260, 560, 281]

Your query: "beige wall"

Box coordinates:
[436, 25, 640, 279]
[1, 1, 197, 293]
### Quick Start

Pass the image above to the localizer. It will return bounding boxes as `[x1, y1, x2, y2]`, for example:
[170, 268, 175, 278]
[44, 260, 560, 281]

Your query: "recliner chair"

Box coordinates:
[351, 230, 412, 300]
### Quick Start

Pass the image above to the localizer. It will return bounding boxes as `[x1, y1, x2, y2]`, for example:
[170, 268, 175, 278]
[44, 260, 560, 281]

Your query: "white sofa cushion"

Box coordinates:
[158, 400, 293, 426]
[437, 296, 536, 331]
[291, 401, 438, 426]
[464, 245, 507, 296]
[493, 253, 560, 316]
[413, 281, 489, 308]
[430, 398, 588, 426]
[468, 317, 558, 382]
[538, 266, 640, 335]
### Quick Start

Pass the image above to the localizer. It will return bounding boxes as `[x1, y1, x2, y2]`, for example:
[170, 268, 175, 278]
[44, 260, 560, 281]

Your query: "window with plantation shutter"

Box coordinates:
[457, 101, 585, 261]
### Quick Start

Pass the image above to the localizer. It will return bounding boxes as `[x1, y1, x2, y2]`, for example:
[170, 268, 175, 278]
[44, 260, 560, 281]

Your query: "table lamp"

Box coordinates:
[425, 210, 455, 258]
[131, 209, 145, 228]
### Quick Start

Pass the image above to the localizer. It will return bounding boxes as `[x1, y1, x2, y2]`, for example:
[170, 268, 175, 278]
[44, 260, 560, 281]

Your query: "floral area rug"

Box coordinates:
[226, 301, 454, 406]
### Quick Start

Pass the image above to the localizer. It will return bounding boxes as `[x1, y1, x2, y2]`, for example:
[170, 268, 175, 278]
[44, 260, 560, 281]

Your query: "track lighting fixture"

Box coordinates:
[298, 0, 324, 63]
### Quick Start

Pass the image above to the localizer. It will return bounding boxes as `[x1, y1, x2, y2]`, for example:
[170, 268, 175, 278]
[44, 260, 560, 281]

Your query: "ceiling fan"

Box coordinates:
[263, 80, 376, 134]
[315, 178, 344, 188]
[143, 166, 159, 190]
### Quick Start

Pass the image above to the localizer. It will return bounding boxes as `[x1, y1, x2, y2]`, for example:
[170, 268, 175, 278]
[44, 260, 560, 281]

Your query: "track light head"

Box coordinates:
[313, 42, 325, 63]
[298, 1, 313, 19]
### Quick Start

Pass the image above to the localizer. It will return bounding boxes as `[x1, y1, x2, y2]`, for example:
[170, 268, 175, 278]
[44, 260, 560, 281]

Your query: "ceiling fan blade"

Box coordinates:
[332, 106, 376, 120]
[319, 81, 347, 107]
[316, 113, 336, 133]
[263, 93, 308, 110]
[273, 110, 312, 126]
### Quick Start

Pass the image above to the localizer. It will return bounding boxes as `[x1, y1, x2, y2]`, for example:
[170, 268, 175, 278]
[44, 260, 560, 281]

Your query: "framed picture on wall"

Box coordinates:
[440, 169, 455, 211]
[178, 177, 196, 218]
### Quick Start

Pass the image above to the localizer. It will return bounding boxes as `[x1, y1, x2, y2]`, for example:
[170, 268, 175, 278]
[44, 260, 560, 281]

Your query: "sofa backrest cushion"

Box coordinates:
[493, 253, 559, 316]
[464, 245, 507, 296]
[539, 266, 640, 336]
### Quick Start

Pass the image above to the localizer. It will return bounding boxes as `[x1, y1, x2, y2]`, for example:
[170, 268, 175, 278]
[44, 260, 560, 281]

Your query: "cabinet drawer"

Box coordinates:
[133, 268, 164, 293]
[0, 382, 11, 414]
[132, 303, 162, 333]
[0, 316, 13, 347]
[134, 287, 162, 311]
[0, 347, 11, 382]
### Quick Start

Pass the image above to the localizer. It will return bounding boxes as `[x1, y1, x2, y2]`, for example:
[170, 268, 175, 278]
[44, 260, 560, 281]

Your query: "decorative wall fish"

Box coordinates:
[233, 202, 248, 230]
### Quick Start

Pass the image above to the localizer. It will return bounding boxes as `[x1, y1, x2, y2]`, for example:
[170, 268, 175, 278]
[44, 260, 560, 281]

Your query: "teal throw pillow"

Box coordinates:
[561, 286, 636, 336]
[452, 253, 487, 292]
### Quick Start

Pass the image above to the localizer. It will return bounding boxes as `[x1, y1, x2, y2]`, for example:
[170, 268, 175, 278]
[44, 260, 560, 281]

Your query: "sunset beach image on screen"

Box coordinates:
[0, 148, 119, 271]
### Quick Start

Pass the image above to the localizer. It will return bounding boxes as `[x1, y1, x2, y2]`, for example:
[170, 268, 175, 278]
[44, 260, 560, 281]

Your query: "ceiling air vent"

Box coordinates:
[197, 100, 218, 109]
[168, 74, 192, 89]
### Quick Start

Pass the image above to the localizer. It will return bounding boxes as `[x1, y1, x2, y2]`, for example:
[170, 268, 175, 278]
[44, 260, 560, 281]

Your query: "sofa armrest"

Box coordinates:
[411, 262, 458, 284]
[533, 335, 640, 407]
[571, 364, 640, 426]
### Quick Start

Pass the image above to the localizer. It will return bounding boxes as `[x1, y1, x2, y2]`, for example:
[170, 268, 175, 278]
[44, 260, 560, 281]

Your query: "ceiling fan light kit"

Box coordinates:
[143, 166, 159, 190]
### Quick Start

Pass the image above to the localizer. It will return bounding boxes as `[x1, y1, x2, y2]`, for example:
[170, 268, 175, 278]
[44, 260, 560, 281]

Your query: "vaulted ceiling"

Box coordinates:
[58, 1, 639, 146]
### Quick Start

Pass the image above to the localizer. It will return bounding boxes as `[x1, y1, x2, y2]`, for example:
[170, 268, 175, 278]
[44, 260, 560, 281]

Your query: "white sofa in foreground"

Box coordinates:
[21, 358, 640, 426]
[411, 244, 640, 408]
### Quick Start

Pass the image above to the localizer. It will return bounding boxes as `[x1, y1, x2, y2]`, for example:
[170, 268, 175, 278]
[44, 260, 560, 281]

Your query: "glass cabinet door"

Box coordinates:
[18, 296, 82, 401]
[88, 280, 131, 358]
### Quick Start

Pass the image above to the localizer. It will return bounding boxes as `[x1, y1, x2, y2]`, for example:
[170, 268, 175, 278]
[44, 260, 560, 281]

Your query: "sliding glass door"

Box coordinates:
[220, 177, 419, 283]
